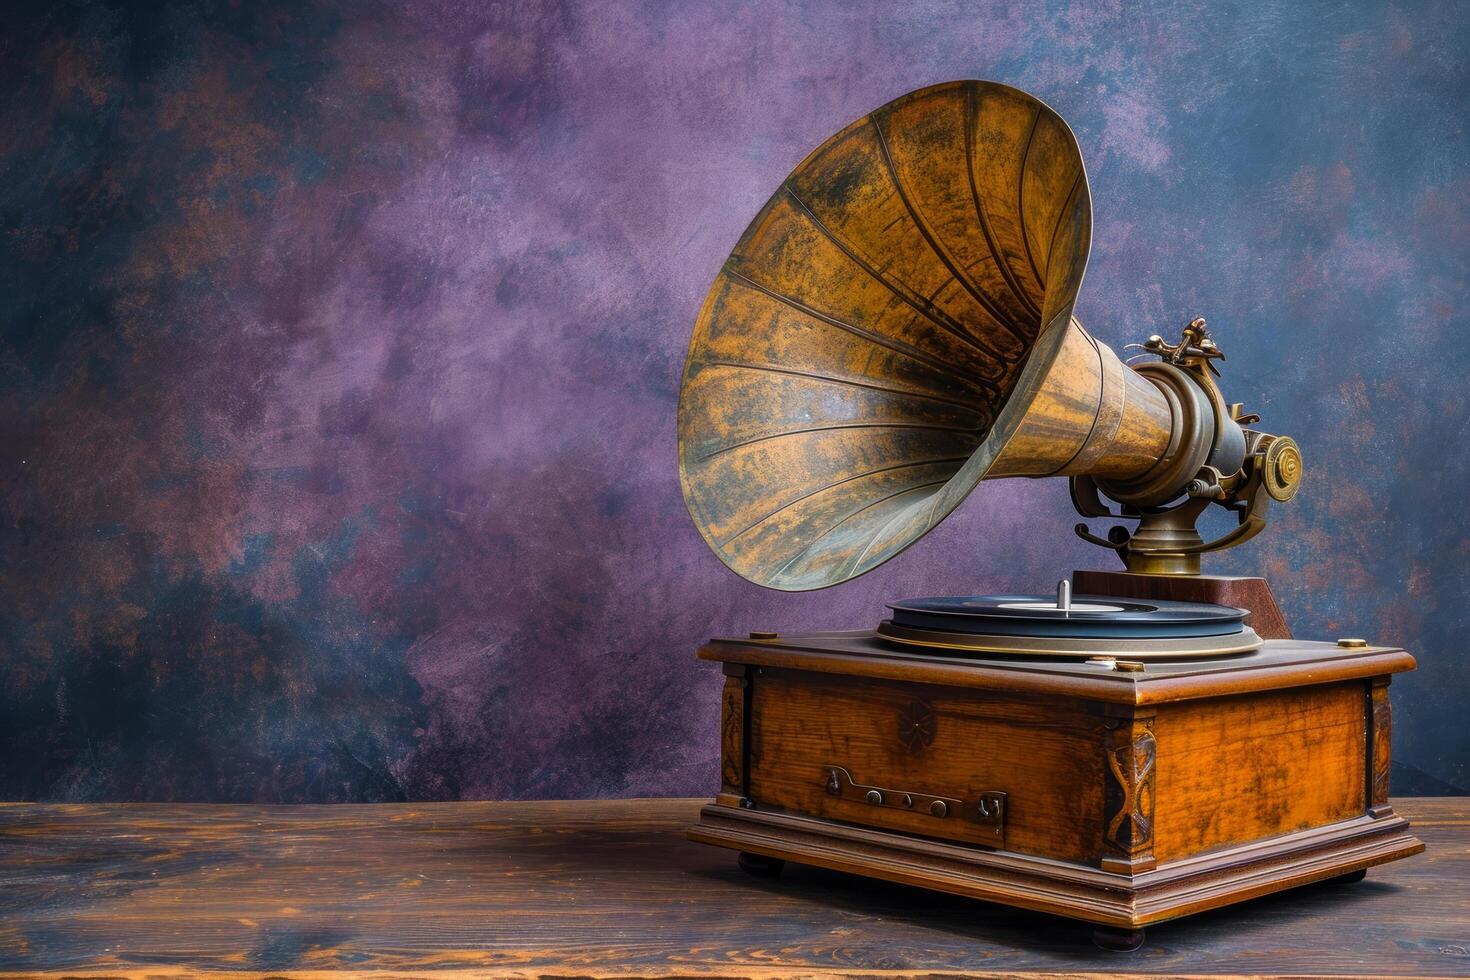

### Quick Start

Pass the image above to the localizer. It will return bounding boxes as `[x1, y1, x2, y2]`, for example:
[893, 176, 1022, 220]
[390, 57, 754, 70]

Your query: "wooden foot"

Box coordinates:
[736, 851, 785, 878]
[1092, 925, 1145, 951]
[1329, 868, 1367, 884]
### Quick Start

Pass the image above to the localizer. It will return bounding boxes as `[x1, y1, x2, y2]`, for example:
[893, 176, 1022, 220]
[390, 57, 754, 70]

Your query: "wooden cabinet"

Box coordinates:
[691, 631, 1423, 939]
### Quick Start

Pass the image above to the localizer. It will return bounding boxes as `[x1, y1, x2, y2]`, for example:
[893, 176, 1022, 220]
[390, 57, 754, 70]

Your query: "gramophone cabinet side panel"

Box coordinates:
[746, 668, 1104, 863]
[1151, 680, 1366, 864]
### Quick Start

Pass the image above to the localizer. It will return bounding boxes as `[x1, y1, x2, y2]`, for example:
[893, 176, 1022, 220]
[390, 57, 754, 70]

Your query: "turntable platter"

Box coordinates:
[876, 585, 1260, 658]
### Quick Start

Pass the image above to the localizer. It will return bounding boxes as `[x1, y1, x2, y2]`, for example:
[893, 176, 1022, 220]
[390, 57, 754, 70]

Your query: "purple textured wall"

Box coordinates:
[2, 0, 1467, 800]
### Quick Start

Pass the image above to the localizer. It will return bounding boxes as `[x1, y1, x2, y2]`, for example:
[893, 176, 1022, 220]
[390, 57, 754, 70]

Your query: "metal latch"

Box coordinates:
[822, 766, 1006, 845]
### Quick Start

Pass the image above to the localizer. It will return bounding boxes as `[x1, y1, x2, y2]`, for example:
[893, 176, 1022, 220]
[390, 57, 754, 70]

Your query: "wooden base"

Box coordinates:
[690, 804, 1423, 930]
[692, 571, 1423, 940]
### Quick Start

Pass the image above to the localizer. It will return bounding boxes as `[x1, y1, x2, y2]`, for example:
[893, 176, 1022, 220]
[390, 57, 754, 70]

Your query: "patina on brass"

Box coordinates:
[677, 80, 1299, 590]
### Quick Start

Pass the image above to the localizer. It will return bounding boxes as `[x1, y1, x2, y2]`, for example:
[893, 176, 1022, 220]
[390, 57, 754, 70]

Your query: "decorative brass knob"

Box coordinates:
[929, 800, 949, 818]
[1262, 436, 1303, 502]
[864, 790, 884, 805]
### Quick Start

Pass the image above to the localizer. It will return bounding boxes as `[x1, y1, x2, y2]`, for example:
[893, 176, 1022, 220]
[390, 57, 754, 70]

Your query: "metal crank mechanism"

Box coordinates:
[1072, 317, 1303, 576]
[823, 766, 1006, 844]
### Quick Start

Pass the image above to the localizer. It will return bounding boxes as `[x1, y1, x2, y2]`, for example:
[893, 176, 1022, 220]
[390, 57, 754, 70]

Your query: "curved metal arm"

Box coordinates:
[1070, 475, 1124, 520]
[1070, 454, 1275, 572]
[1179, 468, 1272, 555]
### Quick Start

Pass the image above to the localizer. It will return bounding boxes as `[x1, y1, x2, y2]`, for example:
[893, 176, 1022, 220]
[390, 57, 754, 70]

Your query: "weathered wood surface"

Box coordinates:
[0, 798, 1466, 978]
[1150, 681, 1366, 863]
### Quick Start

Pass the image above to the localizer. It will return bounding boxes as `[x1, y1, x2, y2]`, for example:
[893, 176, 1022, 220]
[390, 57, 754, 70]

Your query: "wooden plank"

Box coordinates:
[0, 799, 1467, 978]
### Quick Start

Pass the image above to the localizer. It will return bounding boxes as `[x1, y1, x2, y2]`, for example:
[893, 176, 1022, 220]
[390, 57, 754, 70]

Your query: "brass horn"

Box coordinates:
[677, 80, 1300, 591]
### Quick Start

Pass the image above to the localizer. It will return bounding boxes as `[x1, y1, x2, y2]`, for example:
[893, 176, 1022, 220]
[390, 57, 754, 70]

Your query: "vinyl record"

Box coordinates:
[876, 594, 1261, 658]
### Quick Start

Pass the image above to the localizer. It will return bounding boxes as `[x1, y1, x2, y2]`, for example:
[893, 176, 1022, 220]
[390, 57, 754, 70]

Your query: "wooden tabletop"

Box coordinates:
[1, 798, 1466, 979]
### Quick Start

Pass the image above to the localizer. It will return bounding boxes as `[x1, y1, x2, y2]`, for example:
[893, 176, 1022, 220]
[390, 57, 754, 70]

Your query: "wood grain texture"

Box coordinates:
[1151, 682, 1366, 863]
[1372, 678, 1394, 811]
[0, 799, 1465, 978]
[692, 798, 1422, 930]
[720, 667, 748, 797]
[746, 670, 1102, 861]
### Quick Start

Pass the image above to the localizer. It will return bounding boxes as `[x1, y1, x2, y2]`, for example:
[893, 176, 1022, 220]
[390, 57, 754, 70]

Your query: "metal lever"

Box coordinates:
[822, 766, 1006, 844]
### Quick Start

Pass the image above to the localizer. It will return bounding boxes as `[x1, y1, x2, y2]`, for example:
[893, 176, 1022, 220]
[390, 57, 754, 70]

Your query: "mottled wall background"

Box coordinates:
[2, 0, 1467, 801]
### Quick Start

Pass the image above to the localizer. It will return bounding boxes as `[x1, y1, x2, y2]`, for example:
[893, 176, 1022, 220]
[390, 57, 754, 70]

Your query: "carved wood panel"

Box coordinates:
[1371, 681, 1392, 807]
[1102, 715, 1156, 873]
[897, 699, 936, 754]
[720, 672, 747, 796]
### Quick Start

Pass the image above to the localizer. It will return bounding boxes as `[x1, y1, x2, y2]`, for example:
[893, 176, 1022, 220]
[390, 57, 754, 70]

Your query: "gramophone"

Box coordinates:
[678, 81, 1421, 949]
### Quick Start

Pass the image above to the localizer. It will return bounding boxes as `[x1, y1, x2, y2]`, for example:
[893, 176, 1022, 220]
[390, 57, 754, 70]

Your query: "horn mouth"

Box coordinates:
[677, 80, 1093, 591]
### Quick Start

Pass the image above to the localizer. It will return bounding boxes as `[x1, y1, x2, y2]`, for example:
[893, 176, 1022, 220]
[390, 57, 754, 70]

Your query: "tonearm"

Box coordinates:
[1071, 317, 1302, 575]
